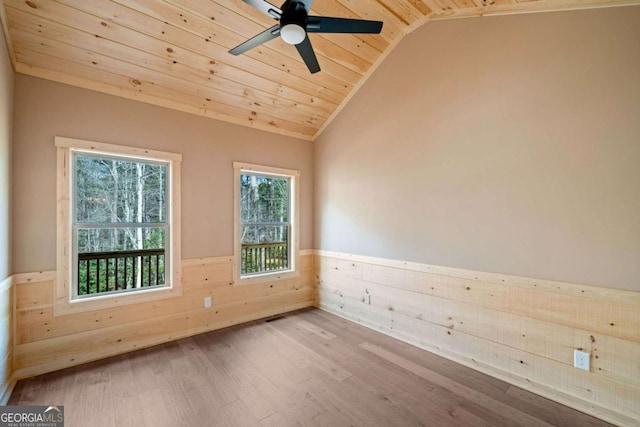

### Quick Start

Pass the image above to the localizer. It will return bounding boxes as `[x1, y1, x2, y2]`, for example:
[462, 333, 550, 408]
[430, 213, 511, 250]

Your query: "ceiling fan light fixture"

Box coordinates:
[228, 0, 383, 73]
[280, 23, 306, 45]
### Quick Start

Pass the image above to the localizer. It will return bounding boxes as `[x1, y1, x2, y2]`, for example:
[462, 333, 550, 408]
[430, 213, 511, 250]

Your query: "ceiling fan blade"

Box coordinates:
[242, 0, 282, 19]
[306, 16, 383, 34]
[295, 35, 320, 74]
[229, 25, 281, 55]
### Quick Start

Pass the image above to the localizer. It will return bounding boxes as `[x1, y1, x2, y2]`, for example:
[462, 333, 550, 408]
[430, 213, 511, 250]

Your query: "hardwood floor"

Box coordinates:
[8, 308, 612, 427]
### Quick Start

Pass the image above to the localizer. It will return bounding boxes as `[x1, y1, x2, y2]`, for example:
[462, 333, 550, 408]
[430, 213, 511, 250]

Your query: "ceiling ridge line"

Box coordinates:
[312, 23, 410, 141]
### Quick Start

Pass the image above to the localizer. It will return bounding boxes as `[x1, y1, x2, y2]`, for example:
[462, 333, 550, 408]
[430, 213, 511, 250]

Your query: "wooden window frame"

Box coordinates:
[233, 162, 300, 286]
[55, 137, 182, 316]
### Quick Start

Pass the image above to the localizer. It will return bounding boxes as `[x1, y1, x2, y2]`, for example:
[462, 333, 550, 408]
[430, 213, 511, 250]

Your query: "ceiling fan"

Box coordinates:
[229, 0, 383, 74]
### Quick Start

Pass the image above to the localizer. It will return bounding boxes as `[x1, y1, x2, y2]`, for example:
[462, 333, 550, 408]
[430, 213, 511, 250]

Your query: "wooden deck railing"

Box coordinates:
[241, 242, 288, 275]
[77, 248, 165, 296]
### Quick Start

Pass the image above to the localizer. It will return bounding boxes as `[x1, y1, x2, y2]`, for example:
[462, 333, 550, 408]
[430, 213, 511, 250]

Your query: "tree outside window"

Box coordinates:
[73, 153, 169, 297]
[234, 162, 299, 283]
[240, 173, 290, 275]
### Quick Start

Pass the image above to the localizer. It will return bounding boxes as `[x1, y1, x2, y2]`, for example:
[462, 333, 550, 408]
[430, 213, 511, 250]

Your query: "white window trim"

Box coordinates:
[233, 162, 300, 286]
[55, 136, 182, 316]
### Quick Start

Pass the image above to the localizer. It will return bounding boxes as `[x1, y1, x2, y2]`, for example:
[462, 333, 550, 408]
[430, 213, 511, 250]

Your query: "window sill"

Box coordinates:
[54, 283, 181, 316]
[233, 269, 300, 287]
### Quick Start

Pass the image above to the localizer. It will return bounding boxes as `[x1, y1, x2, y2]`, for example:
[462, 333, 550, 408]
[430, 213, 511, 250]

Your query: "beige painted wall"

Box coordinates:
[12, 75, 313, 273]
[0, 20, 14, 402]
[314, 7, 640, 291]
[0, 23, 12, 281]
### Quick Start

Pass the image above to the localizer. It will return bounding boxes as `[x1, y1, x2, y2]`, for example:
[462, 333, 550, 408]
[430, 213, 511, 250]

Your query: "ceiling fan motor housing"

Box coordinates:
[279, 1, 309, 44]
[229, 0, 384, 73]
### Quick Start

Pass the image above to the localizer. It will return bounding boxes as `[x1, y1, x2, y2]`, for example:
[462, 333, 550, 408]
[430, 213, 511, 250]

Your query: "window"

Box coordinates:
[56, 137, 182, 314]
[234, 162, 299, 284]
[73, 153, 168, 298]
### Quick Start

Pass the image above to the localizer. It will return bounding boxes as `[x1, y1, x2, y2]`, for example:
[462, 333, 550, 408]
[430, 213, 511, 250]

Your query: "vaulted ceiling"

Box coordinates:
[0, 0, 636, 140]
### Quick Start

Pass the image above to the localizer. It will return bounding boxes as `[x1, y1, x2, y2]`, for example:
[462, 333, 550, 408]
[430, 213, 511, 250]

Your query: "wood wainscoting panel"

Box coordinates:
[9, 309, 614, 427]
[313, 251, 640, 426]
[0, 275, 14, 405]
[13, 254, 313, 379]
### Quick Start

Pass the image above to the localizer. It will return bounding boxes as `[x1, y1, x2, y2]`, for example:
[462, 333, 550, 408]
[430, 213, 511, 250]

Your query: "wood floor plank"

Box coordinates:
[177, 339, 241, 406]
[264, 324, 352, 382]
[232, 368, 277, 422]
[269, 315, 491, 426]
[7, 376, 38, 405]
[163, 382, 226, 427]
[139, 388, 175, 427]
[297, 376, 366, 427]
[292, 318, 338, 340]
[227, 357, 326, 426]
[219, 398, 262, 427]
[111, 390, 145, 427]
[67, 378, 115, 427]
[360, 341, 555, 427]
[305, 307, 520, 400]
[258, 411, 288, 427]
[504, 386, 616, 427]
[8, 308, 614, 427]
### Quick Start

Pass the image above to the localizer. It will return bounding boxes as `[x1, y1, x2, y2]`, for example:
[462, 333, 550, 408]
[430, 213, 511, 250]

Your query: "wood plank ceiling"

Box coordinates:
[0, 0, 637, 141]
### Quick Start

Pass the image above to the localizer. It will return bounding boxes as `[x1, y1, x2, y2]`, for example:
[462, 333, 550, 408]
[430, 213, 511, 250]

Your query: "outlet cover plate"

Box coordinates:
[574, 350, 590, 371]
[363, 294, 371, 305]
[204, 296, 212, 308]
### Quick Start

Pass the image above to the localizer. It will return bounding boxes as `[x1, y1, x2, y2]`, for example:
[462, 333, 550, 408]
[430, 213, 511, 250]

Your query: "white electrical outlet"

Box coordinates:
[574, 350, 590, 371]
[363, 294, 371, 305]
[204, 296, 212, 308]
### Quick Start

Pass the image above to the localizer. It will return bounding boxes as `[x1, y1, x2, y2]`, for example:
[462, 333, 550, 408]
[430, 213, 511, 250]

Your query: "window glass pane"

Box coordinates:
[76, 227, 166, 297]
[241, 225, 289, 275]
[240, 224, 288, 246]
[239, 171, 291, 277]
[74, 153, 169, 298]
[77, 255, 166, 296]
[77, 227, 165, 253]
[75, 154, 167, 224]
[240, 174, 289, 224]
